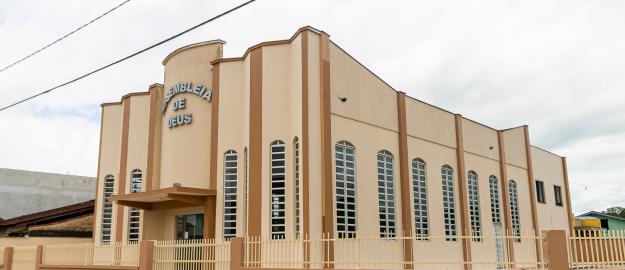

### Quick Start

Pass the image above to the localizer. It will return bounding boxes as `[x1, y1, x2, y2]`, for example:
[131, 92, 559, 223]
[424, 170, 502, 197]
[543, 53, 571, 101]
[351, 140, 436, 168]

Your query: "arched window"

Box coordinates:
[488, 176, 501, 223]
[243, 147, 248, 236]
[270, 141, 286, 239]
[412, 158, 429, 239]
[101, 175, 115, 243]
[441, 165, 457, 241]
[508, 180, 521, 242]
[223, 150, 238, 239]
[335, 140, 356, 238]
[127, 170, 142, 242]
[467, 171, 481, 241]
[293, 137, 301, 239]
[377, 150, 396, 238]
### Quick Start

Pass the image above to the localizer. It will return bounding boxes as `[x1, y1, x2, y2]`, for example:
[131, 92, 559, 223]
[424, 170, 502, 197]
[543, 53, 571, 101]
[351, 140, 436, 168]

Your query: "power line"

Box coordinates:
[0, 0, 132, 73]
[0, 0, 258, 112]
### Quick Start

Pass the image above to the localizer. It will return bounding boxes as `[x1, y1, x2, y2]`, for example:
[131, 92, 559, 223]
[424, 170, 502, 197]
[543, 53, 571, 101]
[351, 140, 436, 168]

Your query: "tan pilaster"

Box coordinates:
[93, 107, 106, 240]
[300, 30, 311, 267]
[34, 245, 43, 270]
[396, 92, 414, 269]
[523, 125, 542, 262]
[3, 247, 14, 270]
[542, 230, 569, 270]
[454, 114, 472, 270]
[497, 131, 516, 265]
[146, 83, 163, 192]
[207, 63, 221, 239]
[248, 48, 263, 238]
[115, 98, 132, 243]
[138, 240, 155, 270]
[229, 237, 245, 270]
[561, 157, 574, 235]
[319, 31, 334, 269]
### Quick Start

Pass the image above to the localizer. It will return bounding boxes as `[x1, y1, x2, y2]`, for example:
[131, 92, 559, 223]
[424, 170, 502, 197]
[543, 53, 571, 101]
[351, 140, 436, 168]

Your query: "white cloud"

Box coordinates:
[0, 0, 623, 213]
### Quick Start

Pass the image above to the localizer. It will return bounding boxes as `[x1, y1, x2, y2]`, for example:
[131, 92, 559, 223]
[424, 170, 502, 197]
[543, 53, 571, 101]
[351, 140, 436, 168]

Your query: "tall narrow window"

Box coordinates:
[467, 171, 482, 241]
[101, 175, 115, 243]
[244, 147, 248, 236]
[412, 158, 429, 239]
[488, 176, 501, 224]
[536, 180, 545, 204]
[293, 137, 301, 239]
[223, 150, 238, 239]
[270, 141, 286, 239]
[441, 165, 457, 241]
[127, 170, 142, 242]
[508, 180, 521, 242]
[377, 150, 396, 238]
[335, 140, 357, 238]
[554, 185, 563, 207]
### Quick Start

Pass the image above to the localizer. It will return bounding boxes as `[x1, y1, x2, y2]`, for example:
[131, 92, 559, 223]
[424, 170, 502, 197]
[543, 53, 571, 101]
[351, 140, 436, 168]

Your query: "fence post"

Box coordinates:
[34, 245, 43, 270]
[139, 240, 155, 270]
[229, 237, 244, 270]
[543, 230, 569, 270]
[3, 247, 14, 270]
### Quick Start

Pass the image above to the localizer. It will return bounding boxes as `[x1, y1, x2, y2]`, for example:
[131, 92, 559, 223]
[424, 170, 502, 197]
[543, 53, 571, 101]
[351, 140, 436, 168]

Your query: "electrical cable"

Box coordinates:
[0, 0, 132, 73]
[0, 0, 257, 112]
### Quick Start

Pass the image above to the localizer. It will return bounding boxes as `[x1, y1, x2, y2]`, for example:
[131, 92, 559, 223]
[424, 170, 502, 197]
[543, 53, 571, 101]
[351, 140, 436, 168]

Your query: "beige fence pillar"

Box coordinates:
[34, 246, 43, 270]
[3, 247, 14, 270]
[139, 240, 155, 270]
[229, 237, 244, 270]
[542, 230, 569, 270]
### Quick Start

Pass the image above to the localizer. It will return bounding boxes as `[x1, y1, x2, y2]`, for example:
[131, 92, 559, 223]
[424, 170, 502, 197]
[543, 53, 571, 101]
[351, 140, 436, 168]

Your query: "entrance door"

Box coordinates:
[176, 214, 205, 240]
[494, 223, 505, 269]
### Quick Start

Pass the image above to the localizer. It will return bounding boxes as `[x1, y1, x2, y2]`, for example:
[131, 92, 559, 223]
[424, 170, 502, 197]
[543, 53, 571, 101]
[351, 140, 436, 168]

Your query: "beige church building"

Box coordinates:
[94, 26, 573, 268]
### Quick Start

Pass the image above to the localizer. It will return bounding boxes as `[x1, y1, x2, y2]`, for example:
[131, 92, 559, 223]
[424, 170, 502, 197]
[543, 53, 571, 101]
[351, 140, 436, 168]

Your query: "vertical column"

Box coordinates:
[454, 114, 472, 270]
[319, 31, 334, 268]
[138, 240, 155, 270]
[396, 92, 414, 269]
[229, 237, 245, 270]
[523, 126, 542, 261]
[115, 98, 132, 243]
[561, 157, 574, 235]
[497, 131, 516, 265]
[34, 245, 43, 270]
[146, 83, 164, 192]
[248, 48, 263, 238]
[3, 247, 14, 270]
[207, 63, 221, 238]
[300, 30, 312, 267]
[93, 107, 106, 240]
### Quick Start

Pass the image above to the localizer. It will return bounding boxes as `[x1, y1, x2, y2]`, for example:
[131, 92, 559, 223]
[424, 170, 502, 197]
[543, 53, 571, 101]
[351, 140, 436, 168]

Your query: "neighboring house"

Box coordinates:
[578, 211, 625, 231]
[0, 200, 94, 237]
[0, 168, 96, 219]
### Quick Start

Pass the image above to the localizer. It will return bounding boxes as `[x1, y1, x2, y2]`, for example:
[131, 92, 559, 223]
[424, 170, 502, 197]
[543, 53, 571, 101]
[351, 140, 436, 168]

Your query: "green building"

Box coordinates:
[579, 211, 625, 230]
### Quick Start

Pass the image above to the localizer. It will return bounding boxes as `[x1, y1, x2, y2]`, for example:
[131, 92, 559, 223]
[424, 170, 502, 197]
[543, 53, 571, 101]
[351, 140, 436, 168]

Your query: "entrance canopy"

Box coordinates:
[109, 185, 215, 211]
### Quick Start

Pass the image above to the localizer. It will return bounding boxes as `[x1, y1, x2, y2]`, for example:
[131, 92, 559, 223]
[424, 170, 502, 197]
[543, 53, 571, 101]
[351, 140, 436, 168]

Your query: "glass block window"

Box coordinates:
[127, 169, 142, 242]
[101, 175, 115, 243]
[377, 150, 396, 238]
[270, 141, 286, 239]
[412, 158, 429, 239]
[488, 176, 501, 224]
[293, 137, 301, 239]
[335, 140, 357, 238]
[509, 180, 521, 242]
[441, 165, 457, 241]
[467, 171, 482, 242]
[223, 150, 238, 239]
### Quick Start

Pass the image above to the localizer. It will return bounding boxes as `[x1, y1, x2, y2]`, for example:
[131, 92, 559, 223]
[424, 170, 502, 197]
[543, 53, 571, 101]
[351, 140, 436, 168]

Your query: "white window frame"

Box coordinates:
[101, 175, 115, 243]
[467, 171, 482, 242]
[412, 158, 429, 240]
[377, 150, 397, 238]
[127, 169, 142, 242]
[441, 165, 457, 241]
[335, 140, 357, 238]
[509, 180, 521, 242]
[488, 176, 501, 224]
[223, 150, 238, 239]
[293, 137, 301, 239]
[270, 141, 286, 239]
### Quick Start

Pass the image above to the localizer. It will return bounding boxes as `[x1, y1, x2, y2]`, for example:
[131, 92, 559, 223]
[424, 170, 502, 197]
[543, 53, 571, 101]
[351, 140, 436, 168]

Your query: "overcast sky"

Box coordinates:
[1, 0, 624, 214]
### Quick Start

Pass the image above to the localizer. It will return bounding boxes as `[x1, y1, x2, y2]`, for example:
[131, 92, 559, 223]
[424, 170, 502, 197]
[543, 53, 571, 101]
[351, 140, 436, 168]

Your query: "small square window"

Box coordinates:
[536, 180, 545, 204]
[554, 185, 563, 206]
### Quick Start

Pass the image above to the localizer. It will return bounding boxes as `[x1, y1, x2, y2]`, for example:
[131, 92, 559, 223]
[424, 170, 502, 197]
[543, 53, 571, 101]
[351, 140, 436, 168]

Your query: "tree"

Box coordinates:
[603, 207, 625, 218]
